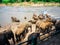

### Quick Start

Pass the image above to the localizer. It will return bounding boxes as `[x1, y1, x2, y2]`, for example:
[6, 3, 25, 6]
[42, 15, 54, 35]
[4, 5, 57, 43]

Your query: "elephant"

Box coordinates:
[36, 19, 56, 34]
[0, 32, 10, 45]
[15, 22, 32, 42]
[24, 17, 27, 20]
[0, 30, 15, 45]
[4, 30, 15, 44]
[28, 19, 37, 24]
[55, 20, 60, 30]
[45, 14, 51, 18]
[45, 14, 57, 25]
[51, 18, 57, 25]
[28, 14, 38, 24]
[0, 25, 1, 28]
[32, 13, 38, 20]
[28, 14, 45, 24]
[38, 14, 45, 20]
[11, 17, 20, 22]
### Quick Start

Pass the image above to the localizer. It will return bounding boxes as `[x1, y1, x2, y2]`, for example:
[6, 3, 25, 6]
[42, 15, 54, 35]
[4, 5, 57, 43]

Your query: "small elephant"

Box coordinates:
[15, 22, 31, 42]
[0, 30, 15, 45]
[4, 30, 15, 44]
[11, 17, 20, 22]
[0, 32, 10, 45]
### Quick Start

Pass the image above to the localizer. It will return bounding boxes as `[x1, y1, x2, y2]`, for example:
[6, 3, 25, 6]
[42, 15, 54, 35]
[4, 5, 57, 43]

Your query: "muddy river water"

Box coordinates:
[0, 6, 60, 45]
[0, 6, 60, 26]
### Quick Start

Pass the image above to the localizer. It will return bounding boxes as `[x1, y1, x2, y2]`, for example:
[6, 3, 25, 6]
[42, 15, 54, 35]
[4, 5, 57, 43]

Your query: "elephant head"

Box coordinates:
[38, 14, 45, 20]
[11, 16, 20, 22]
[32, 13, 38, 20]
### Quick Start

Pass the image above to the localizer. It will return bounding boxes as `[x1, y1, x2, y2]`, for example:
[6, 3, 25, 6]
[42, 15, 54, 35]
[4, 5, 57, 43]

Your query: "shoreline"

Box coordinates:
[0, 2, 60, 7]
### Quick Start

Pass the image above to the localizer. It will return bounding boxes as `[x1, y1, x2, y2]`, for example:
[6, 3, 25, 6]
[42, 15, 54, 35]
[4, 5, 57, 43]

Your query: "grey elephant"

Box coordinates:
[0, 30, 15, 45]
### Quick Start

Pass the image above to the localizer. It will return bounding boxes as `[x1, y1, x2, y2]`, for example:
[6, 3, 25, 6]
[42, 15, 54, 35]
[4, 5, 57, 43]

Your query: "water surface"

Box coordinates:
[0, 6, 60, 45]
[0, 6, 60, 26]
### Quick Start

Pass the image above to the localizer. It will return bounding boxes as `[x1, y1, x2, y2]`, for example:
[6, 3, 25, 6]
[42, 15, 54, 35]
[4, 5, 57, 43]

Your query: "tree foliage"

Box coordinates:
[1, 0, 60, 3]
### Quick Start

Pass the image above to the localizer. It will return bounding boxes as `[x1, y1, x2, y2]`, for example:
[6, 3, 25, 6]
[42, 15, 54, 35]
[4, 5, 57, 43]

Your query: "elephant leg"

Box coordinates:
[20, 33, 25, 41]
[19, 34, 21, 41]
[36, 26, 39, 32]
[12, 35, 15, 44]
[21, 30, 26, 39]
[45, 28, 49, 33]
[6, 40, 10, 45]
[50, 26, 56, 35]
[5, 38, 10, 45]
[16, 34, 20, 42]
[19, 35, 22, 41]
[25, 29, 28, 33]
[23, 31, 25, 38]
[22, 34, 25, 39]
[39, 28, 44, 36]
[27, 40, 31, 45]
[24, 29, 28, 35]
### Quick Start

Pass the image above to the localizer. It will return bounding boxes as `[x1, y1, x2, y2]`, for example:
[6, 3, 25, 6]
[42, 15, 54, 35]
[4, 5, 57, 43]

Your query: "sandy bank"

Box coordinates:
[0, 2, 60, 7]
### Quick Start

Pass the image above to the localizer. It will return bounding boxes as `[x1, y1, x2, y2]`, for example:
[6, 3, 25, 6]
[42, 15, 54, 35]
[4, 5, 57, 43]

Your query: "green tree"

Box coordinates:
[2, 0, 10, 4]
[24, 0, 26, 2]
[54, 0, 59, 2]
[0, 0, 2, 3]
[32, 0, 38, 3]
[42, 0, 46, 2]
[46, 0, 50, 2]
[10, 0, 16, 3]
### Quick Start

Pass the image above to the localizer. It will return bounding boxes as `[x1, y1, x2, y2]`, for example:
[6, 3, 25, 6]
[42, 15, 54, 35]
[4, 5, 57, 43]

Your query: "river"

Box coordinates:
[0, 6, 60, 26]
[0, 6, 60, 45]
